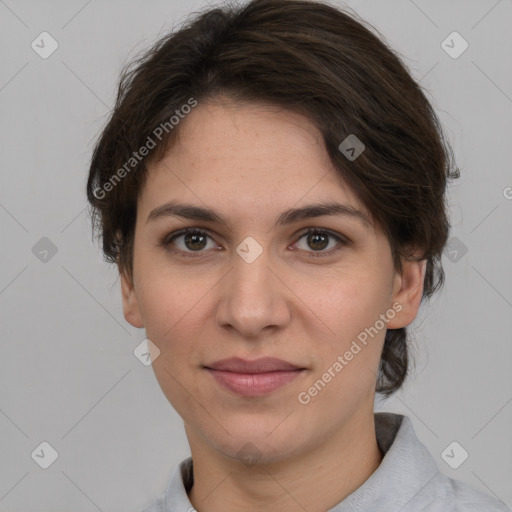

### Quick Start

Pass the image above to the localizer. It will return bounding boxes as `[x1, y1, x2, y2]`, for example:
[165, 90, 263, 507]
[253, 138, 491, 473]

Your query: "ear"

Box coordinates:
[119, 266, 144, 328]
[386, 257, 427, 329]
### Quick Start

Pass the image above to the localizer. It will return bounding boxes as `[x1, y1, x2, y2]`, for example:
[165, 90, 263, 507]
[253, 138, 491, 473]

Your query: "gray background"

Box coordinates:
[1, 0, 511, 510]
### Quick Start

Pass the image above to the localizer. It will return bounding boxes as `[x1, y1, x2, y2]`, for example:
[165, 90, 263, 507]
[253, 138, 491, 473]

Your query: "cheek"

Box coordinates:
[137, 269, 209, 413]
[135, 255, 217, 338]
[293, 267, 391, 338]
[293, 267, 391, 397]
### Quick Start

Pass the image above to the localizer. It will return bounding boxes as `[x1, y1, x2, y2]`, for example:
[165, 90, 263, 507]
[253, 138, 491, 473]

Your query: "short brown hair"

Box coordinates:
[86, 0, 459, 396]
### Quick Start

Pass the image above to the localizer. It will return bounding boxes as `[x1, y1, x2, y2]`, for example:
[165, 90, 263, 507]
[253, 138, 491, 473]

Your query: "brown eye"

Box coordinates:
[294, 228, 347, 258]
[163, 228, 217, 255]
[182, 231, 208, 251]
[306, 231, 329, 251]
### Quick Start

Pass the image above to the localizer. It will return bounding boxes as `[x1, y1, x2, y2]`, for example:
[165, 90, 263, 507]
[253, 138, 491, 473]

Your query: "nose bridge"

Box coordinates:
[230, 240, 273, 305]
[216, 239, 289, 336]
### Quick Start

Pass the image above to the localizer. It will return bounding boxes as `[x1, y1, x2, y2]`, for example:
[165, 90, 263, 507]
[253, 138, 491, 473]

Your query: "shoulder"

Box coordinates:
[140, 494, 165, 512]
[377, 413, 510, 512]
[414, 472, 510, 512]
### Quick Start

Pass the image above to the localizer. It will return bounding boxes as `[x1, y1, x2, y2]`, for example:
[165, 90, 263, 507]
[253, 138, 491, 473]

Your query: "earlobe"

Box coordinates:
[120, 268, 144, 328]
[386, 258, 427, 330]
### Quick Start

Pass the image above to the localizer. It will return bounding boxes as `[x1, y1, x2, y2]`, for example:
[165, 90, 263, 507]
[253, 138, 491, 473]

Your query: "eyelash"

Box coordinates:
[161, 227, 348, 259]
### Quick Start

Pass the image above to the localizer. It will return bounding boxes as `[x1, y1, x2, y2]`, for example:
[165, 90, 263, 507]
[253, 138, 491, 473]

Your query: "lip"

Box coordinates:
[204, 357, 305, 373]
[205, 368, 305, 396]
[204, 357, 306, 396]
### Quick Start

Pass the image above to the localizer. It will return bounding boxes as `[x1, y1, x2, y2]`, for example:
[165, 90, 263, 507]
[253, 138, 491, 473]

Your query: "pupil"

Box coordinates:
[186, 233, 206, 250]
[309, 233, 328, 250]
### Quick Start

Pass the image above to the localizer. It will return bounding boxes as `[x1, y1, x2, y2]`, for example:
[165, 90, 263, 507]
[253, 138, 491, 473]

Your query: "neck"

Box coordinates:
[186, 410, 383, 512]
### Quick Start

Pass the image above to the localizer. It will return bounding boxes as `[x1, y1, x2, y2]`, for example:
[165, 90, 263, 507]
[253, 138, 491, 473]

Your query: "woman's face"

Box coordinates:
[121, 98, 423, 464]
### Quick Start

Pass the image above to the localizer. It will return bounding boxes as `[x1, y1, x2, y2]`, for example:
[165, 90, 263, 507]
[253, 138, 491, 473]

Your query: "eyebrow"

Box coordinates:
[146, 200, 372, 229]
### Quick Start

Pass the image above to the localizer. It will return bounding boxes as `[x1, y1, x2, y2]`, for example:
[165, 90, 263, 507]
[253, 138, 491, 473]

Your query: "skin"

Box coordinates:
[120, 97, 426, 512]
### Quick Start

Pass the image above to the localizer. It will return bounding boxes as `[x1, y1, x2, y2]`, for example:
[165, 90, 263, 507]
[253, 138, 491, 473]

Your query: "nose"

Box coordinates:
[215, 242, 291, 339]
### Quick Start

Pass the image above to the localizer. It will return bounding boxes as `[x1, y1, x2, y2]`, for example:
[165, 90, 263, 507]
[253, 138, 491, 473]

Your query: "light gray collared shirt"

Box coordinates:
[142, 412, 510, 511]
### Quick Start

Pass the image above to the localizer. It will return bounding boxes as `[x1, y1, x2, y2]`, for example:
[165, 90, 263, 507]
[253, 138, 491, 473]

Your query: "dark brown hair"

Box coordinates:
[86, 0, 459, 396]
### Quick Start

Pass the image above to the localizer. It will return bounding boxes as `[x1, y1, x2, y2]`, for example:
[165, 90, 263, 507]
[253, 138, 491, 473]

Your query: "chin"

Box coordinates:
[205, 421, 307, 466]
[220, 438, 295, 466]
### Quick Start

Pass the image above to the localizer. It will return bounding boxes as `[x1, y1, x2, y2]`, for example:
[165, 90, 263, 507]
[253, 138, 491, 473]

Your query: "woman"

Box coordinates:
[86, 0, 508, 510]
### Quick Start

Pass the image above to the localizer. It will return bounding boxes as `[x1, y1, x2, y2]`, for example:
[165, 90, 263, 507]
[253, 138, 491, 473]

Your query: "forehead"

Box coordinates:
[139, 98, 369, 226]
[169, 99, 328, 170]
